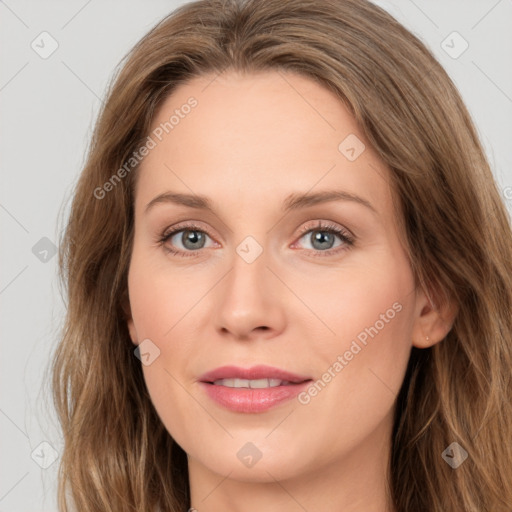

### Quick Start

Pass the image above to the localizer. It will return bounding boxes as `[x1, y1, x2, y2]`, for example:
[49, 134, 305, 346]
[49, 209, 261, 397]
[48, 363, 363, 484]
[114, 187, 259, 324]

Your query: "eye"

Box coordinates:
[158, 222, 216, 257]
[292, 221, 355, 256]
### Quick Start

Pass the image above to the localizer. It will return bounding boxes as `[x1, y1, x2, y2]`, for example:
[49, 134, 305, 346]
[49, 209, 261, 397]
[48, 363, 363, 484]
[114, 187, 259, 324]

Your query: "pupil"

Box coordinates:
[183, 230, 204, 249]
[312, 231, 333, 250]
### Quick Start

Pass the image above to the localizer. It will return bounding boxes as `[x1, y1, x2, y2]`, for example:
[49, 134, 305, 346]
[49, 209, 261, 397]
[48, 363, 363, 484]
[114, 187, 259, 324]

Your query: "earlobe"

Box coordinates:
[412, 286, 458, 349]
[414, 334, 435, 349]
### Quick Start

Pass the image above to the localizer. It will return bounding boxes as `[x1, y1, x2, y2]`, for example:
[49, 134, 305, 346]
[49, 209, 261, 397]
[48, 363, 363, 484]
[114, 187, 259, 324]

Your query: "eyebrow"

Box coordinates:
[144, 189, 377, 215]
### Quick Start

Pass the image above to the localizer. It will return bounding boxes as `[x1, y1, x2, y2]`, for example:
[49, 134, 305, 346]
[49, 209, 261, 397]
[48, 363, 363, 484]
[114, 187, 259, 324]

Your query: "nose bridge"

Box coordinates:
[214, 236, 285, 338]
[225, 239, 269, 308]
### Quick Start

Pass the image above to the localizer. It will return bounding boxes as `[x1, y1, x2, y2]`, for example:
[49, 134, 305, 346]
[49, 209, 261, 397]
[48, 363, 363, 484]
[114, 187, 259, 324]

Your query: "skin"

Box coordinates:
[125, 70, 455, 512]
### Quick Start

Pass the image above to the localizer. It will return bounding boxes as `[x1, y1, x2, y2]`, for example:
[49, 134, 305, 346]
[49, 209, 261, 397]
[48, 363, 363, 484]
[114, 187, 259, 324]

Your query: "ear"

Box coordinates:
[412, 284, 458, 349]
[120, 288, 139, 346]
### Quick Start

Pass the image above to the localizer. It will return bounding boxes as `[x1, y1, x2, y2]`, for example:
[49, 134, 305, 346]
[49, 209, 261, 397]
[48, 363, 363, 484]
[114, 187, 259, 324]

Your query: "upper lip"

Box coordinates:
[198, 365, 312, 384]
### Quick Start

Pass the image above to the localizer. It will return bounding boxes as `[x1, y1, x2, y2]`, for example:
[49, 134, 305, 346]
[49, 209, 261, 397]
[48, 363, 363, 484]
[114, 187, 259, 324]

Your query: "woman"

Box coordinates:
[52, 0, 512, 510]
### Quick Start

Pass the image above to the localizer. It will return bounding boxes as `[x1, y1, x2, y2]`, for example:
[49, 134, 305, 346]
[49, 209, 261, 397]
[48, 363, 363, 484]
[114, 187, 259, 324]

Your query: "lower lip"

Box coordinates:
[199, 381, 312, 413]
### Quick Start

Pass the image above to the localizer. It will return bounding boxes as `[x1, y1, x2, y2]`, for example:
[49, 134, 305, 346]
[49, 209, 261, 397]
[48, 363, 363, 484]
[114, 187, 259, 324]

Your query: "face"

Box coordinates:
[126, 70, 431, 485]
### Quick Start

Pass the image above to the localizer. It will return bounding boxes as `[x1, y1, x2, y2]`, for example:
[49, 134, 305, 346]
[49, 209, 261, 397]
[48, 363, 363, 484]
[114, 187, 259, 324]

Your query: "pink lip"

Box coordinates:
[198, 365, 312, 413]
[198, 364, 311, 383]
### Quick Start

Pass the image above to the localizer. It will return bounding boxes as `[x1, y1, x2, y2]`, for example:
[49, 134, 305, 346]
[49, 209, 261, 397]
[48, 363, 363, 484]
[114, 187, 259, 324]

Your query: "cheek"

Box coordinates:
[303, 259, 415, 417]
[127, 248, 210, 420]
[127, 259, 199, 443]
[295, 253, 415, 360]
[278, 270, 414, 465]
[127, 246, 204, 340]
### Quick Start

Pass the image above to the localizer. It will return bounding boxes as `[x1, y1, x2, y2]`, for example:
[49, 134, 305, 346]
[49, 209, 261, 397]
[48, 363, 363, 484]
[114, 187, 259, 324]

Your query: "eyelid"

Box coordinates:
[160, 220, 214, 240]
[159, 221, 218, 256]
[290, 220, 355, 256]
[294, 220, 355, 243]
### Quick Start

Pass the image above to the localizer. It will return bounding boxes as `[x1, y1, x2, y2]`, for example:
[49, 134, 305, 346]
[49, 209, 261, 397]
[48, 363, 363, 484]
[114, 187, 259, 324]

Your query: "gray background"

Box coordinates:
[1, 1, 511, 510]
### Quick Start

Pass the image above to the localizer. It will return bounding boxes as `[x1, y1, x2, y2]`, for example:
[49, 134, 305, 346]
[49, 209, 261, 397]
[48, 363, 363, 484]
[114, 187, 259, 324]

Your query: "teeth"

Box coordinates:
[213, 378, 290, 388]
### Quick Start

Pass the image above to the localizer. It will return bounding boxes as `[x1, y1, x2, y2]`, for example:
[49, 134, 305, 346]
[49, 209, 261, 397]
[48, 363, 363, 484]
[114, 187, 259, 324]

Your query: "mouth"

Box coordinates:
[198, 365, 313, 413]
[198, 364, 312, 385]
[204, 378, 311, 388]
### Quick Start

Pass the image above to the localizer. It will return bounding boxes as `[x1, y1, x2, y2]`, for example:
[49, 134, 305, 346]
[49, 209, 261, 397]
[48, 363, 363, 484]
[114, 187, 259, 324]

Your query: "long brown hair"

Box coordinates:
[51, 0, 512, 510]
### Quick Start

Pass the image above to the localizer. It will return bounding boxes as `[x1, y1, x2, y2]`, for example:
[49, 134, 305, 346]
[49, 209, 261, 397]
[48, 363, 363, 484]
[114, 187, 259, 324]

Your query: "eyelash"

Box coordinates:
[157, 220, 355, 258]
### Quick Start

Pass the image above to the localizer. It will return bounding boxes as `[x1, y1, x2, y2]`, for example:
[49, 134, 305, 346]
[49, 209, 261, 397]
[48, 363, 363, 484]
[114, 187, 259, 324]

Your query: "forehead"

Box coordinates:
[135, 70, 394, 222]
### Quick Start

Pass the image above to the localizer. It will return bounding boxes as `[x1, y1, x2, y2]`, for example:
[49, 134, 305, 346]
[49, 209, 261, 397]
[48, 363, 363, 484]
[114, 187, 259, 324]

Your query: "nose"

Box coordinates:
[214, 245, 286, 340]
